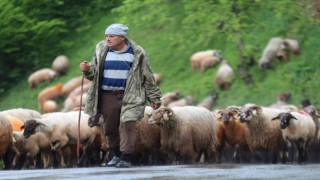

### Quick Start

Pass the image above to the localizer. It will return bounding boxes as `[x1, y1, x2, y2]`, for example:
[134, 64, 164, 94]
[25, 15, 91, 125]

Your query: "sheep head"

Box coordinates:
[239, 104, 261, 123]
[220, 106, 240, 123]
[271, 112, 297, 129]
[88, 114, 101, 127]
[22, 119, 45, 138]
[148, 107, 174, 125]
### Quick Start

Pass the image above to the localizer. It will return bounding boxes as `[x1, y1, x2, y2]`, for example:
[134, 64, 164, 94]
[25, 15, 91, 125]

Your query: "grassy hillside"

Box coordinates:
[1, 2, 320, 112]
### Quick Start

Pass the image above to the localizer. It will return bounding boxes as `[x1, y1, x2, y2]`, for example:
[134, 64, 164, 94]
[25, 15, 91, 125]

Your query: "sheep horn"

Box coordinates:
[163, 107, 174, 116]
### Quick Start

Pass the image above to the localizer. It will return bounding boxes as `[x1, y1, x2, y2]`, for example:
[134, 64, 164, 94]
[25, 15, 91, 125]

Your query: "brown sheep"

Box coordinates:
[239, 103, 288, 163]
[161, 91, 181, 106]
[190, 50, 221, 73]
[215, 60, 235, 90]
[148, 106, 219, 164]
[28, 68, 58, 89]
[0, 113, 13, 169]
[215, 106, 250, 163]
[37, 84, 63, 108]
[52, 55, 69, 75]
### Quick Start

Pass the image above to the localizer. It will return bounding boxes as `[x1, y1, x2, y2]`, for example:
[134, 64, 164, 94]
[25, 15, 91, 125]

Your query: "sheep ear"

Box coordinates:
[271, 116, 279, 121]
[290, 114, 298, 120]
[20, 125, 24, 130]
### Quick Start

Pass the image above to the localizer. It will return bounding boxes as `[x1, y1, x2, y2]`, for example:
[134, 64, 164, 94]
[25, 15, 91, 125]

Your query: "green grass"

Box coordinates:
[1, 7, 320, 112]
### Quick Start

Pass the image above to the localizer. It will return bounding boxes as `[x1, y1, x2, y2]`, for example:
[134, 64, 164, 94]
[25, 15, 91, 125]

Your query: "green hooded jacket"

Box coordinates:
[84, 39, 162, 122]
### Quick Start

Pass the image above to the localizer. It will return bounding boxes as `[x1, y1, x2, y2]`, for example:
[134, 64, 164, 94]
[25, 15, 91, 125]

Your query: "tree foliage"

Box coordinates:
[0, 0, 122, 95]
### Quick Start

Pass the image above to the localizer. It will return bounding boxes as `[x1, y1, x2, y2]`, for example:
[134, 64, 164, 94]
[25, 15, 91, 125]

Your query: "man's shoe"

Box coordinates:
[107, 156, 121, 167]
[115, 160, 131, 168]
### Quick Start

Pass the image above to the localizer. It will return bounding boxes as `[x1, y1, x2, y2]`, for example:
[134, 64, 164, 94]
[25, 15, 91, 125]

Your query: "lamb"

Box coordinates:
[190, 50, 221, 73]
[61, 76, 90, 96]
[0, 113, 13, 169]
[215, 106, 250, 163]
[258, 37, 288, 69]
[12, 131, 52, 169]
[214, 60, 235, 90]
[37, 84, 63, 108]
[22, 111, 105, 168]
[148, 106, 219, 164]
[51, 55, 69, 75]
[1, 108, 42, 122]
[271, 111, 316, 164]
[239, 103, 288, 163]
[28, 68, 58, 88]
[167, 95, 193, 108]
[161, 91, 181, 106]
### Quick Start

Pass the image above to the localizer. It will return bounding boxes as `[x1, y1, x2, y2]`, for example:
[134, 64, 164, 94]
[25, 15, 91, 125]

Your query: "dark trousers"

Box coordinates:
[100, 91, 137, 155]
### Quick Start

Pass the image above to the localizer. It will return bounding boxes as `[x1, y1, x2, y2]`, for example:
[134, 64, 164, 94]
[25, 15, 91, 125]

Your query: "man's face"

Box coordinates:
[105, 35, 125, 50]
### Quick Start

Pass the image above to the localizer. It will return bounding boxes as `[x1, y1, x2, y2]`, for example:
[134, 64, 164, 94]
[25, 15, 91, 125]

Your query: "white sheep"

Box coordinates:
[52, 55, 69, 75]
[148, 106, 219, 164]
[62, 93, 87, 112]
[271, 111, 316, 164]
[12, 131, 52, 169]
[190, 50, 221, 73]
[258, 37, 287, 69]
[284, 39, 300, 55]
[61, 76, 90, 95]
[1, 108, 42, 122]
[215, 60, 235, 90]
[28, 68, 58, 88]
[196, 91, 218, 110]
[67, 82, 92, 99]
[22, 111, 105, 168]
[42, 100, 58, 113]
[161, 91, 181, 106]
[239, 103, 288, 163]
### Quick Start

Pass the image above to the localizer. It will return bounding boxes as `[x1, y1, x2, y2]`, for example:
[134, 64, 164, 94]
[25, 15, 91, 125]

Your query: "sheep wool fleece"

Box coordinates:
[84, 39, 162, 122]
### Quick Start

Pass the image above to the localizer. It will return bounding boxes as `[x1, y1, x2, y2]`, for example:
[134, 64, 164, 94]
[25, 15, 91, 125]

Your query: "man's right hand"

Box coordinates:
[80, 61, 89, 72]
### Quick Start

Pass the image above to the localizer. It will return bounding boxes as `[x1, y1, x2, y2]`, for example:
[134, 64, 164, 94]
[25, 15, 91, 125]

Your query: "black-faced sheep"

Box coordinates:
[28, 68, 58, 89]
[190, 50, 221, 73]
[22, 111, 105, 168]
[271, 111, 316, 164]
[148, 106, 219, 164]
[0, 113, 13, 169]
[239, 103, 288, 163]
[215, 60, 235, 90]
[215, 106, 250, 163]
[52, 55, 69, 75]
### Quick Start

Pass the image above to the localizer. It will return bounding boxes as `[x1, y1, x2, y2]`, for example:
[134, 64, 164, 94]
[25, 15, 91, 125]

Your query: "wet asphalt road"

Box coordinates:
[1, 164, 320, 180]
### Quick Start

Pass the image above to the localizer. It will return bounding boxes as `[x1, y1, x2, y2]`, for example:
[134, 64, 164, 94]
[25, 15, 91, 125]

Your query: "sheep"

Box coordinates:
[269, 93, 298, 111]
[271, 111, 316, 164]
[303, 105, 320, 140]
[284, 39, 300, 55]
[167, 95, 193, 108]
[37, 84, 63, 107]
[67, 82, 92, 99]
[196, 91, 218, 110]
[215, 60, 235, 90]
[62, 93, 87, 112]
[22, 111, 105, 168]
[239, 103, 288, 163]
[190, 50, 221, 73]
[42, 100, 58, 113]
[61, 76, 90, 96]
[148, 106, 219, 164]
[215, 106, 250, 163]
[51, 55, 69, 75]
[161, 91, 181, 106]
[5, 115, 24, 131]
[1, 108, 42, 122]
[153, 73, 162, 85]
[28, 68, 58, 88]
[0, 113, 13, 169]
[258, 37, 288, 69]
[12, 131, 51, 169]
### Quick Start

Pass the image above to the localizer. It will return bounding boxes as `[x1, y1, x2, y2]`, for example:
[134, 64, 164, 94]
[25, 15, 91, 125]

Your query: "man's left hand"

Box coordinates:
[151, 101, 161, 110]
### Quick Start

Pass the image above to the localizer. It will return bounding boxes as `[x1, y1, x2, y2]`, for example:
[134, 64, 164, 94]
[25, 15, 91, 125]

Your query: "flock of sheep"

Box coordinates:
[2, 36, 318, 170]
